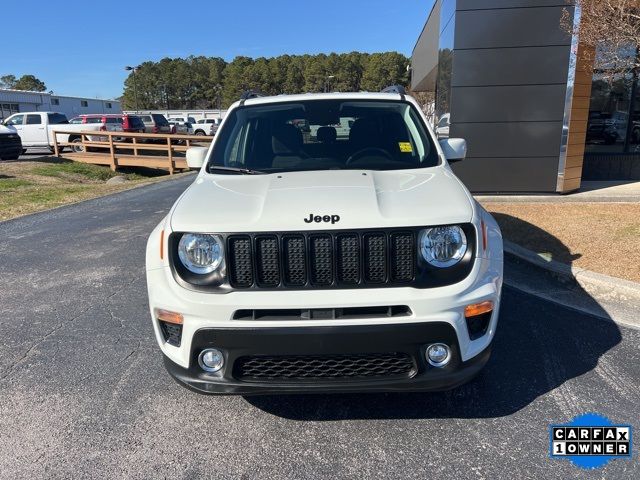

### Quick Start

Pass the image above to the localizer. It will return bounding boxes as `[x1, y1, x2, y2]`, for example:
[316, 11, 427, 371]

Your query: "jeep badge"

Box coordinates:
[304, 213, 341, 224]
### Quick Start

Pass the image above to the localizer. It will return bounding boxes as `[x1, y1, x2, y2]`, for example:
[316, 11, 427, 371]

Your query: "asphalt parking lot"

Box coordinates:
[0, 175, 638, 479]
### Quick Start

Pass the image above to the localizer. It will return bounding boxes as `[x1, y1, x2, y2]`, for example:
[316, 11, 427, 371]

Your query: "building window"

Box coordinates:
[81, 100, 88, 107]
[1, 103, 19, 120]
[586, 73, 633, 153]
[51, 98, 60, 105]
[106, 102, 112, 109]
[585, 46, 639, 154]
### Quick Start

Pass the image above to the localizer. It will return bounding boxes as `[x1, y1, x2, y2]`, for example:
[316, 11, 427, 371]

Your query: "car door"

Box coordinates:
[140, 115, 153, 133]
[4, 114, 25, 141]
[22, 114, 47, 145]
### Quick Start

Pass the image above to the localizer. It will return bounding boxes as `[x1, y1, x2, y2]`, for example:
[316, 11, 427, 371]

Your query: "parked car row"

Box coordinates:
[1, 110, 219, 155]
[69, 113, 146, 134]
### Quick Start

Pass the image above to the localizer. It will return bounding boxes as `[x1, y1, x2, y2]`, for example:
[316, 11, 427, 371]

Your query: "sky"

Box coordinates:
[1, 0, 434, 100]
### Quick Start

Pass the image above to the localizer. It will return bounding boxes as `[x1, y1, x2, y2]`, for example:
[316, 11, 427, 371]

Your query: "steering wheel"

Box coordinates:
[346, 147, 394, 167]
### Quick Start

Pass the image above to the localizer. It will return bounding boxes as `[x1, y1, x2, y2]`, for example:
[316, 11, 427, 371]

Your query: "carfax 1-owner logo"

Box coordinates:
[550, 413, 633, 469]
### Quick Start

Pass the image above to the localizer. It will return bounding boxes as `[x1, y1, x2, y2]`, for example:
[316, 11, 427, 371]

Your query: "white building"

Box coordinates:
[0, 88, 121, 120]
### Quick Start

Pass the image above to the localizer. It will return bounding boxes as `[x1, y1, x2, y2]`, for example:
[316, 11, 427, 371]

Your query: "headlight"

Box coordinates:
[178, 233, 224, 274]
[419, 226, 467, 268]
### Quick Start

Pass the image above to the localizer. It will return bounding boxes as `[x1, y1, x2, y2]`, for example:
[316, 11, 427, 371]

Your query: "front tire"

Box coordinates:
[195, 130, 205, 136]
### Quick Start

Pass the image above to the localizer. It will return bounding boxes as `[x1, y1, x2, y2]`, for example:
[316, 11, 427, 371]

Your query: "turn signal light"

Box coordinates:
[156, 309, 184, 325]
[464, 301, 493, 318]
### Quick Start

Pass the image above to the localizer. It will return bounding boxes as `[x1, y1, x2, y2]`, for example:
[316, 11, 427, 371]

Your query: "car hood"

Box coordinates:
[0, 124, 17, 135]
[170, 168, 474, 233]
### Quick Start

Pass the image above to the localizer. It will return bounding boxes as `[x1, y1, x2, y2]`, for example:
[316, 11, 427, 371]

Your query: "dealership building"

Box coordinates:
[0, 88, 121, 122]
[412, 0, 639, 193]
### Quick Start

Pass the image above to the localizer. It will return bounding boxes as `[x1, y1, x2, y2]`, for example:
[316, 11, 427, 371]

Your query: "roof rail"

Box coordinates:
[381, 85, 407, 95]
[239, 90, 264, 106]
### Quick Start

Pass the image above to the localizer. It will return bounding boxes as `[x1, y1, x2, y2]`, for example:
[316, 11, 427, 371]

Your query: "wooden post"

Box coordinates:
[132, 135, 138, 156]
[53, 131, 59, 157]
[167, 136, 175, 174]
[108, 133, 117, 171]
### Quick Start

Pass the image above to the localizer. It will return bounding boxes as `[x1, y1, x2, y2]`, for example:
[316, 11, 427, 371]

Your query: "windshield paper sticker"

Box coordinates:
[398, 142, 412, 153]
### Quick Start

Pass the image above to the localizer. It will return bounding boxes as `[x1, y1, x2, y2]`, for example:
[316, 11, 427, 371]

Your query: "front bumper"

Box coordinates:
[0, 138, 22, 158]
[163, 322, 493, 395]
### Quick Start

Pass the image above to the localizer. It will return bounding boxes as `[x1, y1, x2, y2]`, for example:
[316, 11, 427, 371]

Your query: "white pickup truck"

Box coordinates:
[2, 111, 109, 153]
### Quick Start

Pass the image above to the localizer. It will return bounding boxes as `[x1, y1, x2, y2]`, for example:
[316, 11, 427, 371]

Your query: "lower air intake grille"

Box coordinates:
[234, 353, 415, 381]
[159, 321, 182, 347]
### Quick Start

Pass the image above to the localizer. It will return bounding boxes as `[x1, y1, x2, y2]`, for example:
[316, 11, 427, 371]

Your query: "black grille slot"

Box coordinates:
[159, 321, 182, 347]
[228, 236, 253, 288]
[336, 234, 360, 284]
[364, 233, 387, 283]
[283, 235, 306, 286]
[255, 236, 280, 287]
[309, 235, 333, 285]
[391, 232, 415, 282]
[234, 353, 415, 381]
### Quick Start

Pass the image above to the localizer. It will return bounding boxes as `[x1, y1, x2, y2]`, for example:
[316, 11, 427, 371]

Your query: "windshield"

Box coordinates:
[152, 114, 170, 126]
[207, 100, 438, 173]
[47, 113, 68, 124]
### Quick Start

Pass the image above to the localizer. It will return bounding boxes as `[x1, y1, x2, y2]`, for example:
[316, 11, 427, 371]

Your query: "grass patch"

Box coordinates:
[30, 162, 118, 182]
[0, 178, 32, 192]
[0, 156, 189, 221]
[484, 202, 640, 282]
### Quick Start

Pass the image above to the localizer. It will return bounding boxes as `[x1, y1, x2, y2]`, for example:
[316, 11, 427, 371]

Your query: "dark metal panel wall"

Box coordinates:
[454, 7, 571, 49]
[456, 0, 569, 10]
[410, 1, 442, 92]
[447, 0, 573, 192]
[452, 47, 570, 86]
[452, 122, 564, 158]
[451, 157, 562, 192]
[452, 85, 568, 122]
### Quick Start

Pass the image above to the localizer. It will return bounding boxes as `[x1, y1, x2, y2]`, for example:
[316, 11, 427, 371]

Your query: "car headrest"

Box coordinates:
[349, 118, 380, 147]
[316, 126, 337, 144]
[272, 123, 303, 154]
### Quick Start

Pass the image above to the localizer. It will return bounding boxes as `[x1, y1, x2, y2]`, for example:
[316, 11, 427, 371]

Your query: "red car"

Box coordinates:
[70, 114, 146, 133]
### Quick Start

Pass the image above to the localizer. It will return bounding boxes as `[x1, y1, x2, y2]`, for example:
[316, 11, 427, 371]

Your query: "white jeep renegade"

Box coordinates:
[145, 88, 503, 395]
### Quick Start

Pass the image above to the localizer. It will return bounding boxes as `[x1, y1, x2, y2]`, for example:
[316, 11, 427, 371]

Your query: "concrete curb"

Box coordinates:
[504, 240, 640, 305]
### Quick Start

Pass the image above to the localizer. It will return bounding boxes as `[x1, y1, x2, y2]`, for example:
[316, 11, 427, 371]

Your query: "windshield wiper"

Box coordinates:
[208, 165, 265, 175]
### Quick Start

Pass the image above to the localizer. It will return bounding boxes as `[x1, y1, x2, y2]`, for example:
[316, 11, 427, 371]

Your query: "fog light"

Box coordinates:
[198, 348, 224, 373]
[426, 343, 451, 367]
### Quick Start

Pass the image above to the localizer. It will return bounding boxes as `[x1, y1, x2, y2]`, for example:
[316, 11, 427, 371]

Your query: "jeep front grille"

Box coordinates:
[226, 230, 416, 290]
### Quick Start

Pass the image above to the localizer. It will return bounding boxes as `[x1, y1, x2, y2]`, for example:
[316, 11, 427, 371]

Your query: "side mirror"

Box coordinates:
[186, 146, 208, 169]
[439, 138, 467, 163]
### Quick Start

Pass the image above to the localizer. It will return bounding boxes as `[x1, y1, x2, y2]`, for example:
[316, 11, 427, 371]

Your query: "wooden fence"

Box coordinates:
[51, 130, 212, 174]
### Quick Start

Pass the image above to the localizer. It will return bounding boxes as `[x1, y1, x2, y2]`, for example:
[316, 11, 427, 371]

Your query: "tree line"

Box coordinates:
[0, 74, 47, 92]
[122, 52, 410, 110]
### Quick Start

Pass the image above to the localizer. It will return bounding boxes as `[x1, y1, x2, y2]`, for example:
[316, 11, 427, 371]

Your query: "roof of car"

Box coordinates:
[232, 91, 410, 109]
[80, 113, 130, 117]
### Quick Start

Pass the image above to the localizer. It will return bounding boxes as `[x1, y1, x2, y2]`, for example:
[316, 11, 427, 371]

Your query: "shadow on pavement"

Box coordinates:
[245, 215, 621, 420]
